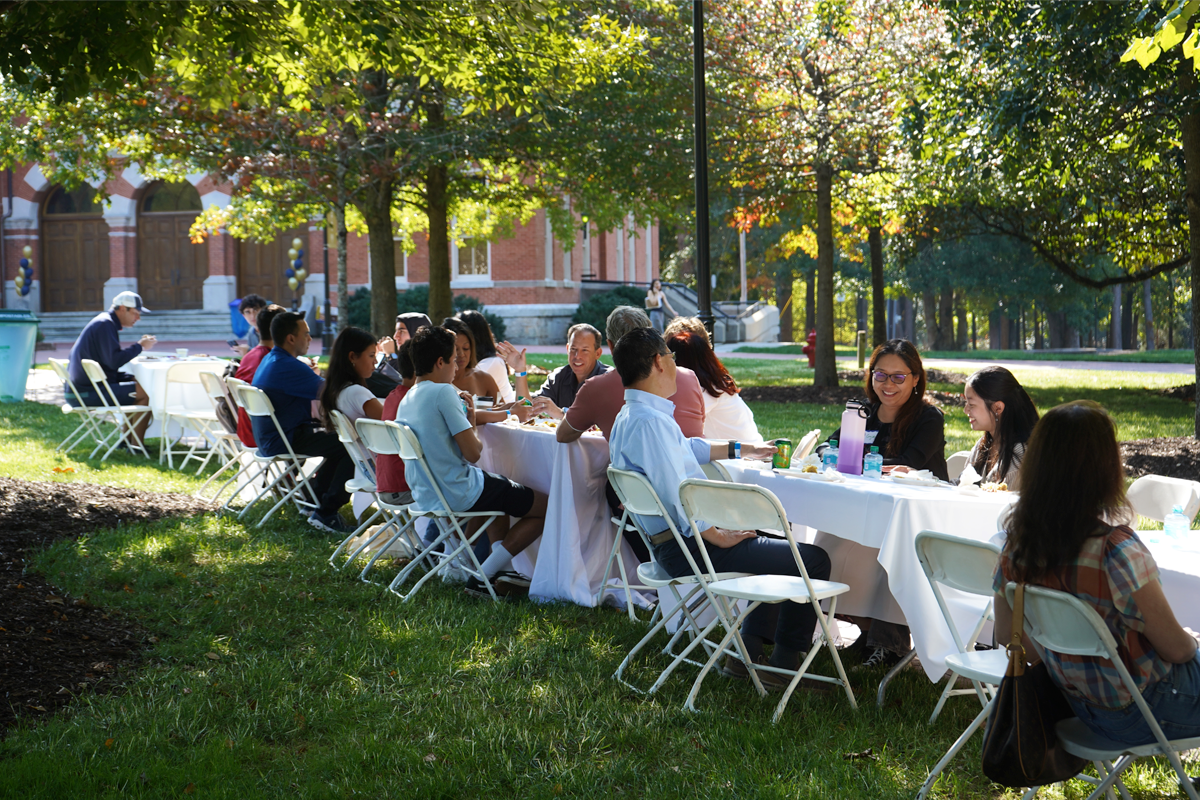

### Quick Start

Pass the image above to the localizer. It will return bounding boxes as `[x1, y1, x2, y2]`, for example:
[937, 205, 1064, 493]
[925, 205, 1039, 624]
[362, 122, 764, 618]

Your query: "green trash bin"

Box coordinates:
[0, 309, 39, 402]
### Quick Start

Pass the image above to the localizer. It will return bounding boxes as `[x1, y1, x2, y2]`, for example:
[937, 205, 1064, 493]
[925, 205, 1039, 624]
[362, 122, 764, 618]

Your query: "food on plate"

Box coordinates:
[980, 481, 1008, 493]
[801, 464, 819, 474]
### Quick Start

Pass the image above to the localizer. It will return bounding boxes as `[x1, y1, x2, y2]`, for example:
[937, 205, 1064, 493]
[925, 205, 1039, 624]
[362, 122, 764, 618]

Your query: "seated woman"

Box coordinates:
[817, 338, 947, 669]
[459, 309, 515, 404]
[961, 365, 1038, 491]
[994, 400, 1200, 747]
[321, 326, 384, 427]
[442, 318, 501, 403]
[665, 326, 763, 443]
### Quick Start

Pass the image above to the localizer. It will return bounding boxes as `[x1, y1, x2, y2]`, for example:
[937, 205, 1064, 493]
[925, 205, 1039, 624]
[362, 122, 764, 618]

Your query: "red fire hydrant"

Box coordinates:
[801, 329, 817, 368]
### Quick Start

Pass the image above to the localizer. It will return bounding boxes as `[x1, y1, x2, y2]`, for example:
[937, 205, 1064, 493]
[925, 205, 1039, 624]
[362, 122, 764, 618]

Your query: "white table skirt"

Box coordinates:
[127, 358, 228, 440]
[720, 460, 1017, 681]
[478, 421, 645, 607]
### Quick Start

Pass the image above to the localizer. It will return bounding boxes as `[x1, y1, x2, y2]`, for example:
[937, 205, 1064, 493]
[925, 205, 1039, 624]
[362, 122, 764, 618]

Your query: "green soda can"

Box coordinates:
[772, 438, 792, 469]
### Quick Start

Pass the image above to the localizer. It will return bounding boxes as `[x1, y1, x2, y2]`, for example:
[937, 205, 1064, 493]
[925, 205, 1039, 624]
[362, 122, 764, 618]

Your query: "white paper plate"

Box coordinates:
[780, 468, 844, 482]
[889, 473, 942, 487]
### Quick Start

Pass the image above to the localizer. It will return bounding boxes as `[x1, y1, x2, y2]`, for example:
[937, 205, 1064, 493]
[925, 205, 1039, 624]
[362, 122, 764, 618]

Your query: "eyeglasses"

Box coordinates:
[661, 350, 676, 361]
[872, 370, 911, 385]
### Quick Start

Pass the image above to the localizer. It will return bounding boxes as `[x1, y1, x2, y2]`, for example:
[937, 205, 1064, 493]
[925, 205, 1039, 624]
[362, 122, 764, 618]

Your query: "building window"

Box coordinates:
[44, 184, 102, 215]
[456, 238, 489, 278]
[141, 181, 203, 213]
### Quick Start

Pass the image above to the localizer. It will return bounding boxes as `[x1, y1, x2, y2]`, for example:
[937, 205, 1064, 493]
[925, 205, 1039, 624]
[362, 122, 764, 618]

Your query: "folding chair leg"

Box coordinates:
[876, 648, 917, 707]
[360, 514, 419, 583]
[684, 600, 766, 714]
[916, 696, 996, 800]
[614, 583, 704, 693]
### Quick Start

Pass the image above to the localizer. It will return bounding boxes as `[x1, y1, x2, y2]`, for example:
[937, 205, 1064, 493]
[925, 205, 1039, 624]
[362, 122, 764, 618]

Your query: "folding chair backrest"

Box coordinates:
[329, 408, 359, 445]
[1127, 474, 1200, 522]
[1008, 583, 1112, 659]
[224, 377, 248, 409]
[330, 409, 376, 482]
[355, 418, 402, 456]
[164, 361, 215, 388]
[794, 429, 821, 460]
[946, 450, 971, 482]
[680, 478, 789, 536]
[234, 383, 276, 417]
[915, 531, 1000, 597]
[198, 370, 238, 435]
[700, 461, 731, 482]
[608, 467, 669, 518]
[80, 359, 122, 409]
[50, 358, 87, 407]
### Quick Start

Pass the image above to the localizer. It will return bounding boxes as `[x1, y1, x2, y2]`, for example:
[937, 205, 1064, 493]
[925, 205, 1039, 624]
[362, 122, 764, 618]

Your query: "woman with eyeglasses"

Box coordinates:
[816, 338, 948, 670]
[962, 366, 1039, 491]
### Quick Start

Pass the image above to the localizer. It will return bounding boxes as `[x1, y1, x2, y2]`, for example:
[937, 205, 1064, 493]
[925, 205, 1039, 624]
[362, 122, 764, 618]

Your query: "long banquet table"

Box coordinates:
[126, 356, 228, 440]
[477, 420, 647, 608]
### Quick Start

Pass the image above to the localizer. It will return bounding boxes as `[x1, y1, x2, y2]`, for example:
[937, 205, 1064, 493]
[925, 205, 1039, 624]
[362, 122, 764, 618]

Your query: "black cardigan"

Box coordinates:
[822, 402, 949, 481]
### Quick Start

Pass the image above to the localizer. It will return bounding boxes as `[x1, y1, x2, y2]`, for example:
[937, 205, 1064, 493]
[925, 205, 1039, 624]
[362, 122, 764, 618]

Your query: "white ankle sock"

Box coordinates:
[479, 543, 513, 579]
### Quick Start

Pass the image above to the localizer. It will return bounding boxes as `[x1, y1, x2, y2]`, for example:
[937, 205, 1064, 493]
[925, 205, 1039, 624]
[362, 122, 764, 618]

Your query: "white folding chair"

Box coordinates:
[700, 461, 732, 482]
[158, 362, 224, 471]
[914, 531, 1009, 800]
[211, 376, 275, 512]
[608, 467, 753, 697]
[48, 357, 105, 455]
[228, 383, 322, 526]
[946, 450, 972, 482]
[344, 418, 422, 581]
[794, 428, 821, 461]
[79, 358, 152, 460]
[194, 371, 250, 500]
[679, 478, 856, 722]
[383, 421, 505, 602]
[1127, 474, 1200, 523]
[1010, 583, 1200, 800]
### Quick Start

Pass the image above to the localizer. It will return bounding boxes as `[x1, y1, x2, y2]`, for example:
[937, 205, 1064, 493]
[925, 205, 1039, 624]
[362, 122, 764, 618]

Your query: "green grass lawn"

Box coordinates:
[0, 361, 1195, 799]
[735, 344, 1196, 364]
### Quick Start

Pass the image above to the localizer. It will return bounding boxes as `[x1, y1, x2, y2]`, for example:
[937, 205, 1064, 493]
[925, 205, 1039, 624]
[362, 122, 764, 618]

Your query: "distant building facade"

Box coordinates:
[2, 163, 659, 343]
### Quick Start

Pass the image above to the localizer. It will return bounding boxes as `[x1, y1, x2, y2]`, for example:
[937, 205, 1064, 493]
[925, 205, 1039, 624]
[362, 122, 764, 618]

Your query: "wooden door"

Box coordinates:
[42, 217, 109, 312]
[137, 214, 207, 309]
[238, 227, 305, 306]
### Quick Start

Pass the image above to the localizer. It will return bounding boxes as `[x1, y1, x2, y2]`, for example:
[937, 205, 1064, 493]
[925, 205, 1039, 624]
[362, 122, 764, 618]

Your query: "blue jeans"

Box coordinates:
[1067, 652, 1200, 746]
[654, 534, 831, 653]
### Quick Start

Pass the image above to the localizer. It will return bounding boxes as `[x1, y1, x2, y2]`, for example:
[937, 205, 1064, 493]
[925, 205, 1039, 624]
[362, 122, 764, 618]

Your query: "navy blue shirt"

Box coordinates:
[250, 347, 324, 455]
[68, 310, 142, 388]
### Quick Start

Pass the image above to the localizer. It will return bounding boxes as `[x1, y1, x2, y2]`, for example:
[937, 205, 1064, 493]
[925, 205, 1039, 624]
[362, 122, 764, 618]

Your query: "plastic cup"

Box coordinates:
[176, 348, 188, 359]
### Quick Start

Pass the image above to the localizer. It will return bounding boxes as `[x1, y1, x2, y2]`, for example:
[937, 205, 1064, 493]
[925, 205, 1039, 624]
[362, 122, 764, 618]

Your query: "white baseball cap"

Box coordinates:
[111, 291, 151, 313]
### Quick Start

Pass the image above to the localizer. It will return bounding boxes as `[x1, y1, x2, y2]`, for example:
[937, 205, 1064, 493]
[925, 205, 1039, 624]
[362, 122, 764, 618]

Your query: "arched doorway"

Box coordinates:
[41, 185, 110, 312]
[137, 181, 207, 310]
[238, 226, 306, 306]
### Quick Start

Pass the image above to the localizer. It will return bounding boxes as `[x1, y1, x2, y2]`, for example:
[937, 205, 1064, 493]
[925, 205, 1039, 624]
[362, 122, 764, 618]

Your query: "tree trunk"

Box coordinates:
[360, 179, 396, 338]
[955, 297, 968, 351]
[1033, 306, 1044, 350]
[334, 204, 349, 339]
[426, 163, 452, 324]
[921, 291, 937, 350]
[1144, 278, 1156, 351]
[775, 263, 793, 342]
[1184, 41, 1200, 434]
[813, 162, 838, 387]
[1121, 285, 1134, 349]
[804, 268, 816, 336]
[869, 225, 886, 347]
[937, 290, 954, 350]
[1111, 284, 1122, 350]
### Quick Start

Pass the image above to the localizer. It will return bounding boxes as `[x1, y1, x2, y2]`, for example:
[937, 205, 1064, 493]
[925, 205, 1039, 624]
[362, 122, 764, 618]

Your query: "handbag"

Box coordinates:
[981, 583, 1088, 787]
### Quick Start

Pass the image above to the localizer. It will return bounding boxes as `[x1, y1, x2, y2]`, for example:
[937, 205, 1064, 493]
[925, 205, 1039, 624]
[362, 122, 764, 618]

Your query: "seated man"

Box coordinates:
[67, 291, 157, 446]
[234, 293, 268, 356]
[371, 312, 432, 397]
[234, 303, 286, 449]
[507, 323, 607, 416]
[250, 311, 354, 534]
[397, 326, 547, 598]
[609, 327, 831, 688]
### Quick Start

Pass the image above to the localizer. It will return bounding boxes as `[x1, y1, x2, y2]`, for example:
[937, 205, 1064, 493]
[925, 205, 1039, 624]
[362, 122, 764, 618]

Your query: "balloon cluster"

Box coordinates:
[285, 237, 306, 292]
[13, 246, 33, 296]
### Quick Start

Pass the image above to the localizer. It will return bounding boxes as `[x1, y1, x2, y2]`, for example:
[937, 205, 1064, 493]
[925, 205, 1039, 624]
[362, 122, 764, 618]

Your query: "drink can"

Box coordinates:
[772, 438, 792, 469]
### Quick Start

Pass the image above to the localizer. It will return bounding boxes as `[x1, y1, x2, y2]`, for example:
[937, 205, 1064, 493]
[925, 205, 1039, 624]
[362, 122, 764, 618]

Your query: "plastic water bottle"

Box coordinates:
[1164, 505, 1190, 539]
[822, 439, 839, 473]
[863, 446, 883, 479]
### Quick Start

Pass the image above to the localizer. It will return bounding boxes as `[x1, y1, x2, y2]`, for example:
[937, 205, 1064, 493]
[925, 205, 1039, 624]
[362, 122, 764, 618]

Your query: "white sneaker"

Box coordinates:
[440, 562, 469, 584]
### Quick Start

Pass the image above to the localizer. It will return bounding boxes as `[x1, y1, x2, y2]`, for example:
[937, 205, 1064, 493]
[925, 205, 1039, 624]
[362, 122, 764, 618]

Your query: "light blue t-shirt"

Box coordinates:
[396, 380, 483, 512]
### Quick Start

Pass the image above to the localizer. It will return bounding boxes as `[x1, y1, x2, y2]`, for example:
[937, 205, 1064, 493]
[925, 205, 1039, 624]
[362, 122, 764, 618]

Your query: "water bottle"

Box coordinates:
[863, 446, 883, 479]
[836, 399, 869, 476]
[1164, 505, 1190, 539]
[822, 439, 839, 473]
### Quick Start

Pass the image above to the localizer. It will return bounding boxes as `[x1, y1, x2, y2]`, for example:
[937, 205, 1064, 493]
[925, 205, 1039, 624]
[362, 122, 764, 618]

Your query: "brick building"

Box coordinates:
[2, 163, 660, 343]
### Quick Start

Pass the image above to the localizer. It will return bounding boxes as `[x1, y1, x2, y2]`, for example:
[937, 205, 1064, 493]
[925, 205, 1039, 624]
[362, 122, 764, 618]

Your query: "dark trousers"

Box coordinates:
[289, 424, 353, 517]
[655, 534, 831, 653]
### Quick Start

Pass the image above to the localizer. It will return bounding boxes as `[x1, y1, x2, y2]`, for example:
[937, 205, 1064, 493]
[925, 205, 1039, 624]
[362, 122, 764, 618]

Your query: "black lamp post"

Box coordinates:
[693, 0, 714, 335]
[322, 214, 333, 354]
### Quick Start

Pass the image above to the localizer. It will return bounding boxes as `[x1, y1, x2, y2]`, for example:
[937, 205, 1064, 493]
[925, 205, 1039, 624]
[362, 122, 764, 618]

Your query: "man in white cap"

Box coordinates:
[67, 291, 157, 446]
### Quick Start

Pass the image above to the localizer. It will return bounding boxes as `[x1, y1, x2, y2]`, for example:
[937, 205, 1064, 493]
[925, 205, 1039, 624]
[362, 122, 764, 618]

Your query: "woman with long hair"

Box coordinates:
[320, 326, 383, 429]
[459, 309, 515, 404]
[819, 338, 948, 669]
[665, 327, 763, 442]
[995, 401, 1200, 747]
[442, 317, 501, 402]
[645, 278, 677, 332]
[961, 366, 1039, 490]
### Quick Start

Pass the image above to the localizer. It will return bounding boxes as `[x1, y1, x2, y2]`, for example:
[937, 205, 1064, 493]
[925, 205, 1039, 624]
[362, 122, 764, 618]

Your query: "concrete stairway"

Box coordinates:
[35, 309, 235, 344]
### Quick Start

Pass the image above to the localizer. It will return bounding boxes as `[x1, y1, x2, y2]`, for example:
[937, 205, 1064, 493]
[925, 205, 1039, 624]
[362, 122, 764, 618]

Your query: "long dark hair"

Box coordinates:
[666, 330, 737, 398]
[441, 317, 477, 368]
[864, 338, 929, 457]
[321, 326, 376, 431]
[966, 366, 1039, 479]
[1003, 401, 1131, 582]
[457, 310, 497, 361]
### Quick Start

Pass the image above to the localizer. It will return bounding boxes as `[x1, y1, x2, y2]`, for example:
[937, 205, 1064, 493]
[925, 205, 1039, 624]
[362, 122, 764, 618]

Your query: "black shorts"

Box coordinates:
[467, 471, 535, 518]
[72, 382, 137, 407]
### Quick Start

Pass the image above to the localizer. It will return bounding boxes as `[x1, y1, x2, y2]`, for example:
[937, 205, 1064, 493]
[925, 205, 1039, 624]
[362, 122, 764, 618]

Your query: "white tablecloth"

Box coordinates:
[127, 357, 228, 439]
[721, 461, 1017, 681]
[1112, 532, 1200, 632]
[478, 421, 644, 607]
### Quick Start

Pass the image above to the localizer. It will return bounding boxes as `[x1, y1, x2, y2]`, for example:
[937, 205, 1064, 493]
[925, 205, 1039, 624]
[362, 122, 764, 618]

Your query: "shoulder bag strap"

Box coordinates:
[1007, 583, 1027, 677]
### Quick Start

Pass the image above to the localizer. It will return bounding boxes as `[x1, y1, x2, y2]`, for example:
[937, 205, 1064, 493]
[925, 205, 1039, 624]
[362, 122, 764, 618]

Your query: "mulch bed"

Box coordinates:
[1121, 438, 1200, 481]
[0, 477, 210, 737]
